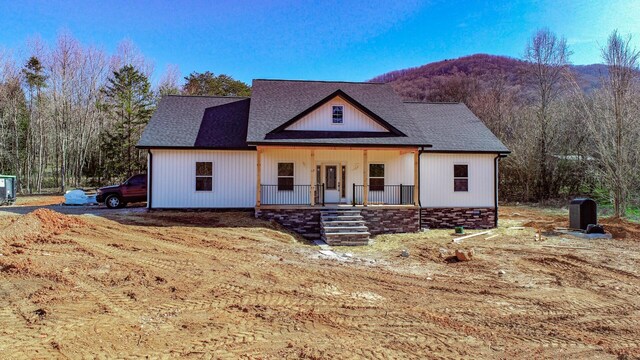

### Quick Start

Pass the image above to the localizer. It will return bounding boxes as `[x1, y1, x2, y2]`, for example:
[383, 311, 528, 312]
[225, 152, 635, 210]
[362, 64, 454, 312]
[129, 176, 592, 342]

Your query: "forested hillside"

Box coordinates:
[373, 31, 640, 217]
[0, 32, 250, 194]
[372, 54, 608, 97]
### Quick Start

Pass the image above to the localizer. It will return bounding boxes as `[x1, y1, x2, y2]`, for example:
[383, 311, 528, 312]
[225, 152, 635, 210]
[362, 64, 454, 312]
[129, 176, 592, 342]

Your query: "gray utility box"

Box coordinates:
[0, 175, 16, 205]
[569, 198, 597, 230]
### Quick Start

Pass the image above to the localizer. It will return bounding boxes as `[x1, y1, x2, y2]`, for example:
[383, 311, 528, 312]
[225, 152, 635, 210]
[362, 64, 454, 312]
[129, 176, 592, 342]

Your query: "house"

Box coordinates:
[137, 79, 509, 245]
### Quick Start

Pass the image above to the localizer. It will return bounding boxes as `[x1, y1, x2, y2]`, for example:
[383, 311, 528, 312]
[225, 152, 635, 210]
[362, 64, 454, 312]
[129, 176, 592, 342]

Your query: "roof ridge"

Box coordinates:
[253, 79, 386, 85]
[165, 94, 250, 99]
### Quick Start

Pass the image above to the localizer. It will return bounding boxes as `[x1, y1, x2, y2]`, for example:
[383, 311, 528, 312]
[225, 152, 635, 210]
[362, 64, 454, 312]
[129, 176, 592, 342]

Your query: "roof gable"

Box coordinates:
[273, 90, 402, 135]
[246, 80, 425, 146]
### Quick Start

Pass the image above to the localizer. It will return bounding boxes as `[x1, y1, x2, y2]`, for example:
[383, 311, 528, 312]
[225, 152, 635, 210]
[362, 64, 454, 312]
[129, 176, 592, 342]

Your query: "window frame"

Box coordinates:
[127, 174, 146, 186]
[195, 161, 213, 192]
[453, 163, 469, 192]
[331, 105, 344, 125]
[277, 162, 295, 191]
[368, 163, 385, 192]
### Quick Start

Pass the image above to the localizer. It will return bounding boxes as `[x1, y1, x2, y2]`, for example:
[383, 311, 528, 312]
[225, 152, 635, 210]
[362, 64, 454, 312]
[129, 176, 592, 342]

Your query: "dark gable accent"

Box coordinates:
[194, 99, 251, 148]
[268, 89, 405, 136]
[137, 95, 253, 149]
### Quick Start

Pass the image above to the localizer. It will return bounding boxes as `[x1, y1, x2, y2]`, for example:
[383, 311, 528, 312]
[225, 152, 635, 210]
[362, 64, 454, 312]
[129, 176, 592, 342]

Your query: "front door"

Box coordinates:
[324, 165, 339, 203]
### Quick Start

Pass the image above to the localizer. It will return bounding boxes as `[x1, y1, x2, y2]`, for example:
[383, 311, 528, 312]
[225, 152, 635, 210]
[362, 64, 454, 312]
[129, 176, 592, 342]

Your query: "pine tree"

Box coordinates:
[182, 71, 251, 96]
[101, 65, 154, 180]
[22, 56, 48, 192]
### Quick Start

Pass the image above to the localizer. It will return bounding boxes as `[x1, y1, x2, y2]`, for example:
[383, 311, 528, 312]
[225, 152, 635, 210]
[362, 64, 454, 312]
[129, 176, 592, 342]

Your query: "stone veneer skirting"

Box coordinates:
[256, 207, 496, 239]
[256, 207, 421, 239]
[360, 208, 420, 235]
[255, 208, 321, 239]
[420, 207, 496, 229]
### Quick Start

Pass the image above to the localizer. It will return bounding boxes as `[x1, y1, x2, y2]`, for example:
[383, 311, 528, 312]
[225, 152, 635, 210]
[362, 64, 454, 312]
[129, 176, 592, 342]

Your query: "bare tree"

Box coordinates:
[523, 28, 571, 199]
[157, 64, 181, 96]
[574, 31, 640, 217]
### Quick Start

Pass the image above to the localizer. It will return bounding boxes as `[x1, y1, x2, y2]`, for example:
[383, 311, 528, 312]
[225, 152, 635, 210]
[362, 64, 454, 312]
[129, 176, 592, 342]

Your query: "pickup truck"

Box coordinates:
[96, 174, 147, 208]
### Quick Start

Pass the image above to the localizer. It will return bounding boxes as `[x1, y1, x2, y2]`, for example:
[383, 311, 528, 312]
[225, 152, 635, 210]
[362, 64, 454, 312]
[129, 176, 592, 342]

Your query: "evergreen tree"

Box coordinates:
[101, 65, 154, 180]
[182, 71, 251, 96]
[22, 56, 48, 192]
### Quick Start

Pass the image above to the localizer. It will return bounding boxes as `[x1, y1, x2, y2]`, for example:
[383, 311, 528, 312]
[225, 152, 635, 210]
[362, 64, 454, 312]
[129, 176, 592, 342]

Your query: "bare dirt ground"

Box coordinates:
[0, 206, 639, 359]
[13, 195, 65, 207]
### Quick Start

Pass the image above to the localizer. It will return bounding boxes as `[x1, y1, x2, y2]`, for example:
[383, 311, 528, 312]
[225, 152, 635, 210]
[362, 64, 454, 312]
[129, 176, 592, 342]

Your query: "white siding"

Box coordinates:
[420, 153, 496, 208]
[368, 150, 414, 186]
[150, 149, 256, 208]
[285, 96, 388, 132]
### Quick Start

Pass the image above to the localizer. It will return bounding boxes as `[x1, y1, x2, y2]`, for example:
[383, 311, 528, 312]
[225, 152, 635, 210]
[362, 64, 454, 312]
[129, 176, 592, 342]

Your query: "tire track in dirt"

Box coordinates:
[0, 276, 61, 358]
[70, 236, 205, 283]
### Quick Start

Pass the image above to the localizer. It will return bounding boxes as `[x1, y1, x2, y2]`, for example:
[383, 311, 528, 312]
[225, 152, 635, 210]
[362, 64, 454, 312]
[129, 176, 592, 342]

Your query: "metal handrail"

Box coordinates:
[352, 184, 414, 205]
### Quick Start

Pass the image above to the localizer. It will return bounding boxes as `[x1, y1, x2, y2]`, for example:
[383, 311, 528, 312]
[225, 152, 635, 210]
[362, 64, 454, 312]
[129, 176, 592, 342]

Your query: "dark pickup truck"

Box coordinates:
[96, 174, 147, 208]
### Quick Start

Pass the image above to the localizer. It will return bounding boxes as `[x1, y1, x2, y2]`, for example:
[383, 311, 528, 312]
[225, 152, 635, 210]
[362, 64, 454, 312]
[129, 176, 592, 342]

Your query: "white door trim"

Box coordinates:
[320, 162, 341, 204]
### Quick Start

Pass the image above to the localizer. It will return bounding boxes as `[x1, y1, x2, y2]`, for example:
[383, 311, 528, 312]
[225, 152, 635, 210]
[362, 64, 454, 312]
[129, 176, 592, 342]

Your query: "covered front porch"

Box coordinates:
[255, 146, 419, 207]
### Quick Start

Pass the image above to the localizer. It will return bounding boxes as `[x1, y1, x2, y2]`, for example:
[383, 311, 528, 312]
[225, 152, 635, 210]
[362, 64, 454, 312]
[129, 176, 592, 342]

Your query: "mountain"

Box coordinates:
[370, 54, 607, 102]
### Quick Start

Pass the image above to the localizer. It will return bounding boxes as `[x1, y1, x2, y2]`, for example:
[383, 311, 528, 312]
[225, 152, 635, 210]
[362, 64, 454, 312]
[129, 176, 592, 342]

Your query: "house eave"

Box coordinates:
[136, 145, 257, 151]
[248, 142, 432, 149]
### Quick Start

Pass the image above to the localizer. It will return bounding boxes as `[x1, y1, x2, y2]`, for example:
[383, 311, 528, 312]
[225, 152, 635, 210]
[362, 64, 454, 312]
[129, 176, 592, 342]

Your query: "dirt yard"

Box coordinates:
[0, 206, 639, 359]
[13, 195, 65, 207]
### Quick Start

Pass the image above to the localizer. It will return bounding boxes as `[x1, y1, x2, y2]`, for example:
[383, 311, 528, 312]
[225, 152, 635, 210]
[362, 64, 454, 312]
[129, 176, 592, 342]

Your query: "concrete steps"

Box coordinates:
[321, 209, 370, 246]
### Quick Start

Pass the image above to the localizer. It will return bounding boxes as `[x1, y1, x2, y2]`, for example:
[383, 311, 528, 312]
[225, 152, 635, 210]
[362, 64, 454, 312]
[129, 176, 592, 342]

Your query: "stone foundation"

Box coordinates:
[256, 207, 422, 239]
[361, 208, 420, 235]
[421, 207, 496, 229]
[255, 208, 321, 239]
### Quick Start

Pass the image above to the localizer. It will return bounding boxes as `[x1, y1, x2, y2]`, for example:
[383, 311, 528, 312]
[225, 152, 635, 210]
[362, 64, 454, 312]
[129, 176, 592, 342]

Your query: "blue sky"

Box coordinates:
[1, 0, 638, 84]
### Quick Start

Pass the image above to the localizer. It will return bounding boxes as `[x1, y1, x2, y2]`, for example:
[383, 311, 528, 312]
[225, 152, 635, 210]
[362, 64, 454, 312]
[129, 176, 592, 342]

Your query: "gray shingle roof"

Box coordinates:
[137, 80, 509, 154]
[404, 102, 510, 153]
[246, 80, 427, 146]
[137, 96, 252, 149]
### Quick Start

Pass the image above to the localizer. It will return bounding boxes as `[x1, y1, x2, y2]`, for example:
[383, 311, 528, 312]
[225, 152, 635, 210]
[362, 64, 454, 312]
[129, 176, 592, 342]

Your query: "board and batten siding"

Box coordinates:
[150, 149, 256, 208]
[285, 96, 388, 132]
[420, 153, 497, 208]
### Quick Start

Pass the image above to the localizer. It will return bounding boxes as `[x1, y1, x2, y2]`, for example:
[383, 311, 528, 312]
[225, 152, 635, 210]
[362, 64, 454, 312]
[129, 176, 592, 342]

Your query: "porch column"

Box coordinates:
[413, 149, 419, 205]
[363, 149, 368, 206]
[256, 147, 262, 208]
[310, 150, 315, 206]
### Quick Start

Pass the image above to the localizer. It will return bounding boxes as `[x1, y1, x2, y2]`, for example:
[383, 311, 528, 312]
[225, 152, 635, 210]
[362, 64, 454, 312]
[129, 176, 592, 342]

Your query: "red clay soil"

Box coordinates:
[0, 208, 86, 244]
[0, 207, 638, 358]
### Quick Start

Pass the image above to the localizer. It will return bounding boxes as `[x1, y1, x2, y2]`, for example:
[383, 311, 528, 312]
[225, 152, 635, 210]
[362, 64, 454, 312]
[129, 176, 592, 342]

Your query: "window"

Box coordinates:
[195, 162, 213, 191]
[326, 166, 337, 190]
[454, 164, 468, 192]
[332, 105, 344, 124]
[278, 163, 294, 191]
[369, 164, 385, 191]
[128, 175, 146, 186]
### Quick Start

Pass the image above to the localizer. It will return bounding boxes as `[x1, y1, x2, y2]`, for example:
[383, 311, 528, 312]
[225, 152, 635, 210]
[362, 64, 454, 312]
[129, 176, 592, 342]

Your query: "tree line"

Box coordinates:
[502, 29, 639, 218]
[384, 29, 640, 218]
[2, 29, 639, 218]
[0, 32, 250, 194]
